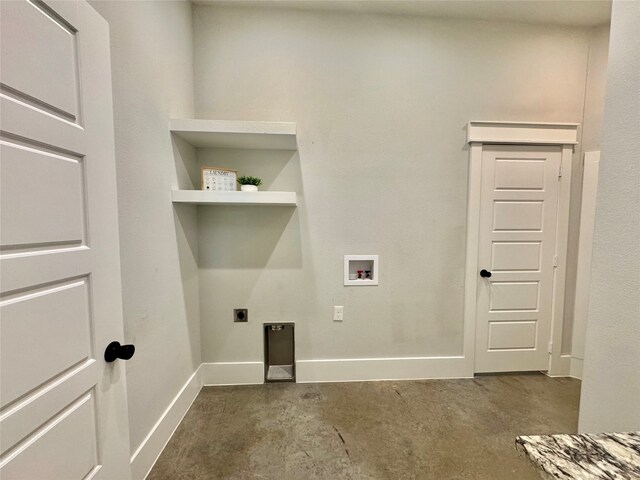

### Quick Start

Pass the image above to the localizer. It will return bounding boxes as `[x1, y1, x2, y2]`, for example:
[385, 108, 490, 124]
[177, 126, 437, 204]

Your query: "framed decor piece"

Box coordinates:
[201, 166, 237, 191]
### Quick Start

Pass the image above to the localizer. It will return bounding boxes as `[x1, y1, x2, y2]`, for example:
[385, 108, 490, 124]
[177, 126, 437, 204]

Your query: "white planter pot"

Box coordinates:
[240, 185, 258, 192]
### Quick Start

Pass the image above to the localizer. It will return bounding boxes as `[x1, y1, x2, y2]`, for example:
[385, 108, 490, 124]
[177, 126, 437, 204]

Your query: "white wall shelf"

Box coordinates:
[172, 190, 297, 206]
[170, 118, 297, 150]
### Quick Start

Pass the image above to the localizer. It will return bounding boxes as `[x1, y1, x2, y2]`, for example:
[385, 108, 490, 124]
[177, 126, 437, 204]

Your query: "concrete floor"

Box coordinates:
[148, 374, 580, 480]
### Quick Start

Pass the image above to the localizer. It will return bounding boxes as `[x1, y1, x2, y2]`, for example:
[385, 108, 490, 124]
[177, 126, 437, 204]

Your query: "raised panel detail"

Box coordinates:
[490, 282, 539, 311]
[0, 393, 98, 480]
[488, 321, 537, 350]
[493, 201, 543, 231]
[0, 279, 91, 408]
[0, 361, 97, 456]
[491, 242, 541, 271]
[0, 1, 79, 120]
[0, 141, 85, 250]
[494, 159, 545, 190]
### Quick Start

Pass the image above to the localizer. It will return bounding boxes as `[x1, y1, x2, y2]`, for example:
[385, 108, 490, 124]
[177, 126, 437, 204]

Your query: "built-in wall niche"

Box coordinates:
[344, 255, 379, 286]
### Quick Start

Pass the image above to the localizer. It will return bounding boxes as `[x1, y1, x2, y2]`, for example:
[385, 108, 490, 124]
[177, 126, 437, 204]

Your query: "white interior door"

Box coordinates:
[0, 1, 131, 478]
[475, 145, 561, 373]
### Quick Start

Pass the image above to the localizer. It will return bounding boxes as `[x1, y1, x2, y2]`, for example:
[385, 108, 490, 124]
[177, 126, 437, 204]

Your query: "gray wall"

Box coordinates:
[579, 0, 640, 433]
[193, 5, 595, 364]
[563, 25, 610, 359]
[90, 0, 200, 457]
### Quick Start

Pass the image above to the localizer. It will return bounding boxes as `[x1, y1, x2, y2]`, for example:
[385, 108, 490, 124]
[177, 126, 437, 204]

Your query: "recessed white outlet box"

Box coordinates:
[334, 306, 344, 321]
[344, 255, 379, 286]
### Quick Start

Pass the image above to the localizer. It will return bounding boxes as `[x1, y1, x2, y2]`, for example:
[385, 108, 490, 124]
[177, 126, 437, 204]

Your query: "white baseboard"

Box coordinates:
[200, 362, 264, 386]
[198, 357, 470, 385]
[570, 357, 584, 379]
[296, 356, 469, 383]
[548, 354, 582, 379]
[130, 366, 202, 480]
[547, 354, 571, 377]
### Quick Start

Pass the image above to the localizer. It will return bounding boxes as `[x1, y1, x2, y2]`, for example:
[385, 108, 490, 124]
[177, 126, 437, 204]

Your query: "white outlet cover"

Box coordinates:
[334, 306, 344, 321]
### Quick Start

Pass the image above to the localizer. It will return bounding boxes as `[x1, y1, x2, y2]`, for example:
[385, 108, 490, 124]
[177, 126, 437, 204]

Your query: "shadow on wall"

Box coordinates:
[190, 146, 308, 364]
[198, 205, 300, 269]
[169, 136, 202, 368]
[171, 202, 201, 367]
[197, 148, 303, 270]
[172, 135, 200, 190]
[199, 148, 302, 193]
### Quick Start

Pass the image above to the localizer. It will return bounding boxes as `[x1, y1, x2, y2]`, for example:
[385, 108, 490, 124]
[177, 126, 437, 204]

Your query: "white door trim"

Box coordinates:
[569, 151, 601, 379]
[462, 121, 578, 376]
[467, 121, 579, 145]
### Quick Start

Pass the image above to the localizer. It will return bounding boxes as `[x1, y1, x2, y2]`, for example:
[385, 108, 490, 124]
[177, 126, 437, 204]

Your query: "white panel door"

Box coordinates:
[0, 1, 132, 479]
[475, 145, 561, 373]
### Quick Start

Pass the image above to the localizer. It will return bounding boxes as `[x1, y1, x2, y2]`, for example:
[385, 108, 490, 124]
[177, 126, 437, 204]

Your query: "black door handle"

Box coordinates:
[480, 269, 492, 278]
[104, 341, 135, 362]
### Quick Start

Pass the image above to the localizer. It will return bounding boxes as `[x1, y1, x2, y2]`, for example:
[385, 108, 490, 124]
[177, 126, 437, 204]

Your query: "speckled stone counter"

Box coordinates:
[516, 431, 640, 479]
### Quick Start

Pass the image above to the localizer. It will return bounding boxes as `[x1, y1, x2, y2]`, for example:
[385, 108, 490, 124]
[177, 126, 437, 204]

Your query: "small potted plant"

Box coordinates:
[237, 176, 262, 192]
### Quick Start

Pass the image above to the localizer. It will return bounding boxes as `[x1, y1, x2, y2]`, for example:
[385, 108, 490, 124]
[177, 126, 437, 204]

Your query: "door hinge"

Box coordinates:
[553, 255, 559, 268]
[548, 341, 553, 354]
[558, 164, 563, 178]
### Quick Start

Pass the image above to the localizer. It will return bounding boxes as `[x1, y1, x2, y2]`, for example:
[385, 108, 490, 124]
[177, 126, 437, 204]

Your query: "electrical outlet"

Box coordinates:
[333, 306, 344, 321]
[234, 308, 248, 323]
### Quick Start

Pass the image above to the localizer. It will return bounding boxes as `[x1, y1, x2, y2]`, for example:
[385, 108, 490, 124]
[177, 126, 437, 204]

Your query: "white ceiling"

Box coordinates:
[195, 0, 612, 27]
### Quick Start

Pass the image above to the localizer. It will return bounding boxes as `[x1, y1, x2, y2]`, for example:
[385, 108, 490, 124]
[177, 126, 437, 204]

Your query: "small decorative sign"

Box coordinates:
[201, 166, 237, 191]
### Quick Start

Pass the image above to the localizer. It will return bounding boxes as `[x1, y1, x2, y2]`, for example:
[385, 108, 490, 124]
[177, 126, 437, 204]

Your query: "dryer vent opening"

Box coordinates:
[264, 323, 295, 382]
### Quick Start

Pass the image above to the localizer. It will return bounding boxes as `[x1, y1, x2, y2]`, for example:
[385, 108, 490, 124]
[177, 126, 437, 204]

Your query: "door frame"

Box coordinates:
[462, 121, 578, 376]
[569, 151, 601, 379]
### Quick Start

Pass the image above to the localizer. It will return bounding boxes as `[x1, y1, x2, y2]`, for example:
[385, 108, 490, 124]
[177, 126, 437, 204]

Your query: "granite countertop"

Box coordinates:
[516, 431, 640, 479]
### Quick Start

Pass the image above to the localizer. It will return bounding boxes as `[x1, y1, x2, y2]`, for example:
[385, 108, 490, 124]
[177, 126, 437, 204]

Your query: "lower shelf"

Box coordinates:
[171, 190, 297, 206]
